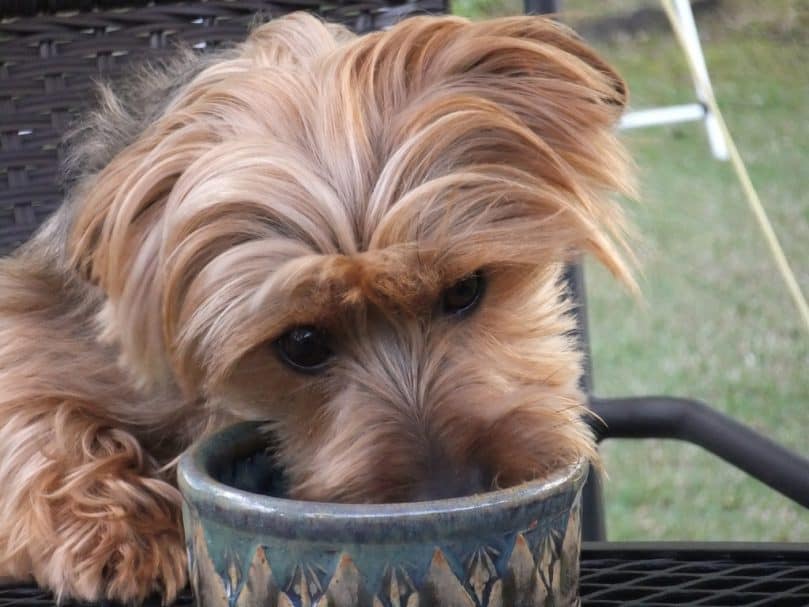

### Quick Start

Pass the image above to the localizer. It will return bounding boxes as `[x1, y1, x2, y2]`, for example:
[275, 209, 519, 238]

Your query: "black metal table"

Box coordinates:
[1, 542, 807, 606]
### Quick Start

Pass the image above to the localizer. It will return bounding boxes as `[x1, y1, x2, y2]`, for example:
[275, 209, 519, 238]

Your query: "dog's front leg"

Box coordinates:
[0, 403, 187, 604]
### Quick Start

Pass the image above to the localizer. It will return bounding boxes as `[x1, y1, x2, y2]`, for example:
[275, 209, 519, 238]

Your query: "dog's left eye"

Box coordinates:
[275, 326, 333, 373]
[442, 270, 485, 317]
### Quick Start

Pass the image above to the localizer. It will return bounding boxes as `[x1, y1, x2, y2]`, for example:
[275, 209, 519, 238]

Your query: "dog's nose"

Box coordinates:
[412, 462, 489, 501]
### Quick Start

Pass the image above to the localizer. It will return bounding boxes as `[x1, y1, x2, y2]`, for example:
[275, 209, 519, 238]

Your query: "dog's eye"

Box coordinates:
[275, 326, 332, 373]
[442, 270, 485, 317]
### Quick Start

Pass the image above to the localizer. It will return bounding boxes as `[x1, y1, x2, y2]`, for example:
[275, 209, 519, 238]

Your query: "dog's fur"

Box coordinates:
[0, 12, 634, 603]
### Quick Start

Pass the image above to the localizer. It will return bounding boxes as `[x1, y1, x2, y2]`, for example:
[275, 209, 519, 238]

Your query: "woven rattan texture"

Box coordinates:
[0, 0, 444, 255]
[0, 547, 808, 606]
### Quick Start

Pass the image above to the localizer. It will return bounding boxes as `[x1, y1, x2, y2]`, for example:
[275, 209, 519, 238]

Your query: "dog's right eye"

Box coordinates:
[275, 326, 332, 373]
[442, 270, 485, 317]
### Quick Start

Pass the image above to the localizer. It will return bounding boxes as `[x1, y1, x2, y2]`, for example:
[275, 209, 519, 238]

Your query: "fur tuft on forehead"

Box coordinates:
[68, 12, 634, 393]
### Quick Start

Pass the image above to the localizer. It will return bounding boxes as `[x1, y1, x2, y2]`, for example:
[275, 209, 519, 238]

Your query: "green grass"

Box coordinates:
[452, 2, 809, 540]
[589, 25, 809, 542]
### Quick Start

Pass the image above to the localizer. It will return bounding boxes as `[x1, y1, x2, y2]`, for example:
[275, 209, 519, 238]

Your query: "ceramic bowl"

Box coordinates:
[177, 421, 587, 607]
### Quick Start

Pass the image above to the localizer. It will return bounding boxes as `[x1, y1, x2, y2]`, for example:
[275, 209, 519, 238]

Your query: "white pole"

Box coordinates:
[620, 103, 705, 130]
[673, 0, 729, 159]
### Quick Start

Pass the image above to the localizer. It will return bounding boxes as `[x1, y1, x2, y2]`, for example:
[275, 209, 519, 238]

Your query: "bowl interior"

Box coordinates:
[178, 421, 588, 543]
[207, 438, 287, 497]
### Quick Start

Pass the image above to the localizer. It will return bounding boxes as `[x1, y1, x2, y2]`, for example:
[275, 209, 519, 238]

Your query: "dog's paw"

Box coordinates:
[101, 522, 188, 605]
[21, 455, 188, 605]
[33, 507, 188, 605]
[0, 419, 190, 605]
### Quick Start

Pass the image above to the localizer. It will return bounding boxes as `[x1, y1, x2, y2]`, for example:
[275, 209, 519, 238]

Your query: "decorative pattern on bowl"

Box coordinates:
[179, 422, 587, 607]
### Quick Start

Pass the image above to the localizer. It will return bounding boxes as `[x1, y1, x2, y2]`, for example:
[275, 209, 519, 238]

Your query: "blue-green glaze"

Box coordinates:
[178, 421, 587, 607]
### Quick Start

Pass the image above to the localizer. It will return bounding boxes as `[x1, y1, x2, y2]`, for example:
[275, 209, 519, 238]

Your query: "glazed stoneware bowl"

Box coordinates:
[177, 422, 588, 607]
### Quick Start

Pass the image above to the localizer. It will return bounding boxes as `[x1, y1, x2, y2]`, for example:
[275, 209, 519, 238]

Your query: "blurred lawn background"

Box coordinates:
[452, 0, 809, 540]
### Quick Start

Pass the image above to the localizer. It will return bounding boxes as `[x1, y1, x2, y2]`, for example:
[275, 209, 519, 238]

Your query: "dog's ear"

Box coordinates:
[365, 16, 635, 285]
[69, 12, 348, 291]
[67, 128, 211, 388]
[461, 17, 628, 115]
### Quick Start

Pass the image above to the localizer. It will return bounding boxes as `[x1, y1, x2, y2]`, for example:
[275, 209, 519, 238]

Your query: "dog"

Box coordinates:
[0, 12, 634, 603]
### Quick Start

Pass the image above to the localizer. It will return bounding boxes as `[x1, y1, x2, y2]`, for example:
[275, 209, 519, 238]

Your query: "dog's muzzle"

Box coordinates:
[411, 461, 489, 501]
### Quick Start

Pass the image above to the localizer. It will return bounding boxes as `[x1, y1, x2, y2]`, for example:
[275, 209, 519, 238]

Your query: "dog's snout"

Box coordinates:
[412, 461, 489, 501]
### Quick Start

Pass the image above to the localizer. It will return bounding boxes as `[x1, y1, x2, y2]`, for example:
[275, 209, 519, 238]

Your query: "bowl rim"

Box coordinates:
[178, 421, 588, 542]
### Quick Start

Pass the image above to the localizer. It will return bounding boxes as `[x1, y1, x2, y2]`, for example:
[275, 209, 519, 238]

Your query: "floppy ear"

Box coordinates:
[69, 12, 348, 291]
[364, 15, 635, 286]
[462, 16, 628, 113]
[465, 16, 636, 273]
[67, 125, 218, 388]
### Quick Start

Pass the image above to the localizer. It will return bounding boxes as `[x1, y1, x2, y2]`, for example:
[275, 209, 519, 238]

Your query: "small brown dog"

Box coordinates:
[0, 12, 634, 603]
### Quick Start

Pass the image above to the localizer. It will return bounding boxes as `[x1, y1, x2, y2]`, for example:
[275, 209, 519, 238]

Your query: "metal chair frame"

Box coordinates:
[564, 264, 809, 540]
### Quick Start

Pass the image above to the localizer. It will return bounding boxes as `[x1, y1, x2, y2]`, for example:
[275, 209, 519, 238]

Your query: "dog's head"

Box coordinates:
[69, 13, 633, 501]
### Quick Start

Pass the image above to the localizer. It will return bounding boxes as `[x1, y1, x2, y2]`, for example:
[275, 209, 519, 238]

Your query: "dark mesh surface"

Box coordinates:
[0, 587, 194, 606]
[0, 0, 445, 254]
[581, 543, 809, 607]
[0, 545, 807, 606]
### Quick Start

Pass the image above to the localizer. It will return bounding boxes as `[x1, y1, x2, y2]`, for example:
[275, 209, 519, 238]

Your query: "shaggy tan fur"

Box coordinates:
[0, 12, 633, 603]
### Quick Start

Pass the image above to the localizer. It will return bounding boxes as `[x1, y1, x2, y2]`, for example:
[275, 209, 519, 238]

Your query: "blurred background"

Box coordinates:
[452, 0, 809, 541]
